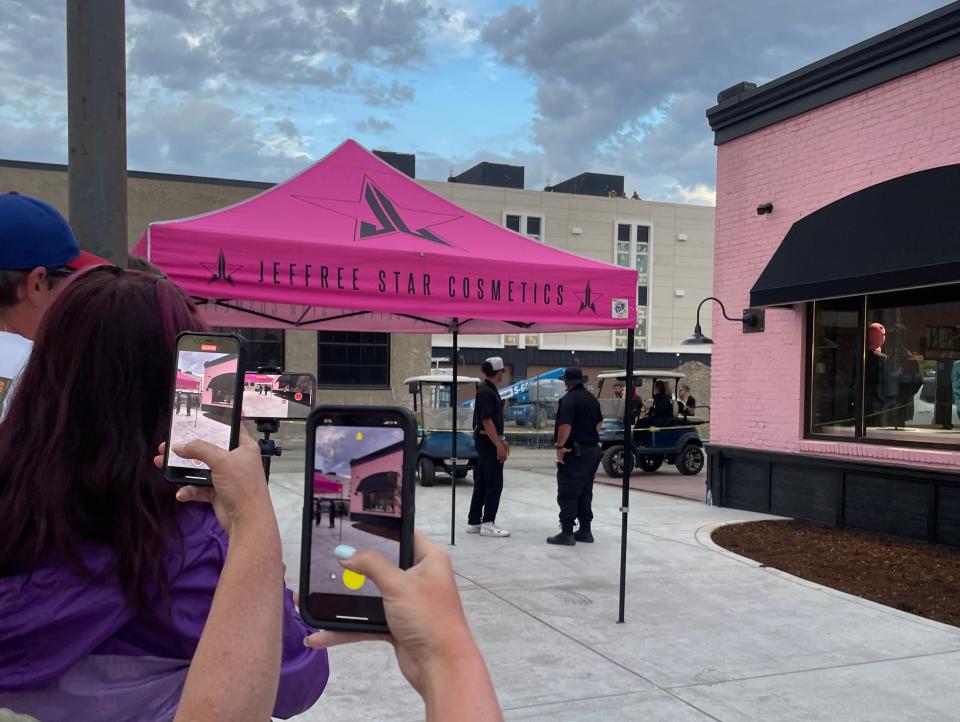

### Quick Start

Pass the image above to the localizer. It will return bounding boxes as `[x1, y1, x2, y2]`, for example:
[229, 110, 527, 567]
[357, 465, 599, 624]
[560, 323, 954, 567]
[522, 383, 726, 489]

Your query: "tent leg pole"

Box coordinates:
[618, 329, 635, 624]
[451, 324, 459, 547]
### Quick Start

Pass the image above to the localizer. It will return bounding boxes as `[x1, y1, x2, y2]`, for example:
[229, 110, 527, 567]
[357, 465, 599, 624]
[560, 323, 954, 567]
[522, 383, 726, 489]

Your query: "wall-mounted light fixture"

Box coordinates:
[681, 296, 765, 344]
[756, 202, 773, 215]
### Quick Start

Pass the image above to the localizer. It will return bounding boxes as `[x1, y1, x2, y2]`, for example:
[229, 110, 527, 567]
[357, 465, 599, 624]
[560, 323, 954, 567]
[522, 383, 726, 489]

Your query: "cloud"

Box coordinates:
[127, 99, 311, 182]
[357, 116, 395, 133]
[356, 78, 416, 108]
[127, 0, 433, 95]
[481, 0, 948, 201]
[274, 118, 300, 139]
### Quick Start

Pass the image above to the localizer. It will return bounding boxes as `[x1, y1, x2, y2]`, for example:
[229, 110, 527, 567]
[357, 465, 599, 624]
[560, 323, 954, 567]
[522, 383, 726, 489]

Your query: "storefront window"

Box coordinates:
[863, 288, 960, 444]
[810, 298, 860, 437]
[808, 285, 960, 446]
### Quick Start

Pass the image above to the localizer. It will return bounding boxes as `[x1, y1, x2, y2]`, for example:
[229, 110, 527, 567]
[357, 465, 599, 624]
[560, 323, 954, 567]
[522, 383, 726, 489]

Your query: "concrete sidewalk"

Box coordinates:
[268, 454, 960, 721]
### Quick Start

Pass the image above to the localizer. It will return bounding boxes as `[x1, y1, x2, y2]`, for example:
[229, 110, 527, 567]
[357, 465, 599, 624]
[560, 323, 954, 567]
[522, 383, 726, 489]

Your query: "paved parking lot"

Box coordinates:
[267, 451, 960, 721]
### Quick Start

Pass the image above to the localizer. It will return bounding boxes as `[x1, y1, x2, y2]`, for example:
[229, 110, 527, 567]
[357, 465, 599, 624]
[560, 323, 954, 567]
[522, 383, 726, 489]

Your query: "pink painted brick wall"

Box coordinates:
[711, 56, 960, 469]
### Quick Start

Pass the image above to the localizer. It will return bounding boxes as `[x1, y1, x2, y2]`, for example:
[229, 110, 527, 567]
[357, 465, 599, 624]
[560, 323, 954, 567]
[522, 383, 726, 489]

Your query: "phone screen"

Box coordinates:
[241, 372, 316, 419]
[167, 335, 241, 476]
[303, 410, 414, 630]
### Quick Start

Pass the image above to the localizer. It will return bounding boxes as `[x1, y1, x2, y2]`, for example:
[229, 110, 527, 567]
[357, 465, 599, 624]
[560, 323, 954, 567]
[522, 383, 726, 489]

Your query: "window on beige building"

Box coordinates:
[613, 222, 650, 350]
[504, 212, 544, 242]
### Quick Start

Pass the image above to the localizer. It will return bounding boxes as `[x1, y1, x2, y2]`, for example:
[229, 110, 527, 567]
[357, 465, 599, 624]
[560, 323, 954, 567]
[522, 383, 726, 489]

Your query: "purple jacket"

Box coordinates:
[0, 504, 328, 721]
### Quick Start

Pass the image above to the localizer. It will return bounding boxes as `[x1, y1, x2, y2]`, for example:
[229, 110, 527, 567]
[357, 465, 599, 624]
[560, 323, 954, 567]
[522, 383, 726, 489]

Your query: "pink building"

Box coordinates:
[349, 442, 404, 522]
[201, 354, 239, 410]
[704, 4, 960, 543]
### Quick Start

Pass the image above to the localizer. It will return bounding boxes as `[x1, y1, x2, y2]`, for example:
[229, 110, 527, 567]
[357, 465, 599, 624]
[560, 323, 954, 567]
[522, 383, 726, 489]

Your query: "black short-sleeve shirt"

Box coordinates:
[473, 379, 504, 435]
[554, 384, 602, 447]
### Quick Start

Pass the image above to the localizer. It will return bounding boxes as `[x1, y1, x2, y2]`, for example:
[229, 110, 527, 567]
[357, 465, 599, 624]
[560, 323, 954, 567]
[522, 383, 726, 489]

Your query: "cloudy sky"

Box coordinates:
[0, 1, 947, 204]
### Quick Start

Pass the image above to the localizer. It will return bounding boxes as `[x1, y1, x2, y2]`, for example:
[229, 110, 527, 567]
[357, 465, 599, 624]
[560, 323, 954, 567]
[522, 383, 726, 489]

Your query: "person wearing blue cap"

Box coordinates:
[0, 192, 106, 417]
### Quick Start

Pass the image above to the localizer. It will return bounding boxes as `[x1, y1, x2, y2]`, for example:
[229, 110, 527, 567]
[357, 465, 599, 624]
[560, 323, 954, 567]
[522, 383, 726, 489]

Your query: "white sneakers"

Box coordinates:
[479, 522, 510, 537]
[466, 522, 511, 537]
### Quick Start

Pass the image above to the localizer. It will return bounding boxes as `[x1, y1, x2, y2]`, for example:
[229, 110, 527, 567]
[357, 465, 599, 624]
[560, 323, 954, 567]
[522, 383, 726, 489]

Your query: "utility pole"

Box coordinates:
[67, 0, 128, 266]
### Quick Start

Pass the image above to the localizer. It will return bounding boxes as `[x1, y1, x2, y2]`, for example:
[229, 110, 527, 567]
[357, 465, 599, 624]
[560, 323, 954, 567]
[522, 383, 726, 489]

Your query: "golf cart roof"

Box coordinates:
[404, 375, 482, 385]
[597, 369, 685, 381]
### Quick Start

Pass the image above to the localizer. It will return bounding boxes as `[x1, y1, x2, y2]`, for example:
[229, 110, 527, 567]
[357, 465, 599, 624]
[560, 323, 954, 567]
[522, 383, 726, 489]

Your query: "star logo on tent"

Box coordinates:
[292, 176, 463, 250]
[200, 249, 243, 285]
[574, 281, 602, 314]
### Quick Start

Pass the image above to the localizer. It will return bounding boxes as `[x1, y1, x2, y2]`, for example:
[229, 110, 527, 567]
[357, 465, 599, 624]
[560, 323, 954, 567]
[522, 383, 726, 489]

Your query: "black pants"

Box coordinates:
[468, 436, 504, 525]
[556, 445, 601, 533]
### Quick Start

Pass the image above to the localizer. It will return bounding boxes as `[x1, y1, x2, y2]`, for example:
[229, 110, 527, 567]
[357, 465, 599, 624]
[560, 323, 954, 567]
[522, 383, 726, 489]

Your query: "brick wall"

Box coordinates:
[711, 56, 960, 469]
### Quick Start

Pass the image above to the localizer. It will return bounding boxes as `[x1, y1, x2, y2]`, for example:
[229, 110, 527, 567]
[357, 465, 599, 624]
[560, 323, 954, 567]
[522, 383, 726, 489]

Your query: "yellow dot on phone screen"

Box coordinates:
[355, 432, 364, 440]
[342, 569, 366, 590]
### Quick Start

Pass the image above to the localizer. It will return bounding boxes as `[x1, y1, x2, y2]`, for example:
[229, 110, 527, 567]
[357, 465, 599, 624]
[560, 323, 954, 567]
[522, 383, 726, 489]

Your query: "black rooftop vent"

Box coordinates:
[373, 150, 415, 179]
[449, 161, 524, 189]
[545, 172, 624, 198]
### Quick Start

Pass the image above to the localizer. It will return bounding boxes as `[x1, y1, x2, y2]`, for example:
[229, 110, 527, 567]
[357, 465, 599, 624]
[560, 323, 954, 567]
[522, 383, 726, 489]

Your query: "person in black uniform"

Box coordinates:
[467, 356, 511, 537]
[548, 367, 603, 546]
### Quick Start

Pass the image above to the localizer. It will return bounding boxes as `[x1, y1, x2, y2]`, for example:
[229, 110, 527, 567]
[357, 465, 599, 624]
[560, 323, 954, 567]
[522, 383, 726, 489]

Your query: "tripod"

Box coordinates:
[250, 365, 284, 482]
[255, 418, 282, 482]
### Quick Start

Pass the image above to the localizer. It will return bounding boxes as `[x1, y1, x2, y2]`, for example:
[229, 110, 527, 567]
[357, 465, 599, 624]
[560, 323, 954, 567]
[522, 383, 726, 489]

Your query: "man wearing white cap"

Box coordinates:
[467, 356, 510, 537]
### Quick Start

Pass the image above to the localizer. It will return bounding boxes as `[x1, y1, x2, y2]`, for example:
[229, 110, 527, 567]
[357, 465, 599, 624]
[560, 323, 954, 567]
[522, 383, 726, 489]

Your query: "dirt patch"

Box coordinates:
[712, 520, 960, 627]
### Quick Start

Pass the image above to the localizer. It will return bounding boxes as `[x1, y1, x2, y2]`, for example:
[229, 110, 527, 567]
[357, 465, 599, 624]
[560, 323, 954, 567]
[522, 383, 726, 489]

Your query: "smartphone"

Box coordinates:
[241, 372, 316, 420]
[300, 405, 417, 633]
[163, 332, 246, 485]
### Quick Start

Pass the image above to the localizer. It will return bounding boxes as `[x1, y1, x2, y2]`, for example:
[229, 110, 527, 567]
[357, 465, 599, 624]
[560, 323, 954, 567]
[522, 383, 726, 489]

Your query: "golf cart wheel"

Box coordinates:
[418, 457, 436, 486]
[533, 407, 548, 429]
[638, 455, 663, 473]
[676, 444, 705, 476]
[602, 445, 625, 477]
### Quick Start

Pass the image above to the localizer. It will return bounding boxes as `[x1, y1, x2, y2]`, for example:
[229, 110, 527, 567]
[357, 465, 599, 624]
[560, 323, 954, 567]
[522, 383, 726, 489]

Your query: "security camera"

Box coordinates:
[756, 202, 773, 215]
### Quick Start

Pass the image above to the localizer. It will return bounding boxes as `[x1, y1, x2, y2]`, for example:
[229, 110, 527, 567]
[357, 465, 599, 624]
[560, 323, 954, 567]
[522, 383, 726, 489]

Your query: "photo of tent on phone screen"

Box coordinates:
[300, 406, 416, 633]
[164, 333, 244, 484]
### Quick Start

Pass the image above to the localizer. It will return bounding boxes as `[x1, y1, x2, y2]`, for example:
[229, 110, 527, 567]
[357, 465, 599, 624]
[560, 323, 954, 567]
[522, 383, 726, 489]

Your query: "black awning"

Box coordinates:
[750, 164, 960, 307]
[207, 372, 236, 390]
[354, 471, 398, 495]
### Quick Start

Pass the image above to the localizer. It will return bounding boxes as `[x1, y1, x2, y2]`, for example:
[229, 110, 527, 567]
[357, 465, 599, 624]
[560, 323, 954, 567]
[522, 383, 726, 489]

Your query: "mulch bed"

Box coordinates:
[712, 520, 960, 627]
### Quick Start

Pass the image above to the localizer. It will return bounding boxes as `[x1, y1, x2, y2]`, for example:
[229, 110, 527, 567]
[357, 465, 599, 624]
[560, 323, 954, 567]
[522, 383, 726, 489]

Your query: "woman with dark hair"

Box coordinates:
[0, 266, 328, 720]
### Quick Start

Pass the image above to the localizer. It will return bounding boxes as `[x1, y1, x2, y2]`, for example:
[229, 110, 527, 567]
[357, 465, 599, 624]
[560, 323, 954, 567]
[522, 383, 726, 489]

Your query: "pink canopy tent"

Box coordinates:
[175, 371, 199, 391]
[135, 139, 642, 622]
[133, 139, 637, 334]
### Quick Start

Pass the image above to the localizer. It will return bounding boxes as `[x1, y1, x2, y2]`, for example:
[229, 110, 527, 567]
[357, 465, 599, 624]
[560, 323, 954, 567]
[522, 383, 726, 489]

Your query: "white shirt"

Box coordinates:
[0, 330, 32, 420]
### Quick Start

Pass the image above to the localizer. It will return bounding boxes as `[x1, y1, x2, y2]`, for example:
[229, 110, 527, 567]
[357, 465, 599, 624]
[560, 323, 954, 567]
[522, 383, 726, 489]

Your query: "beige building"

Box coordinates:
[422, 176, 714, 355]
[0, 156, 713, 405]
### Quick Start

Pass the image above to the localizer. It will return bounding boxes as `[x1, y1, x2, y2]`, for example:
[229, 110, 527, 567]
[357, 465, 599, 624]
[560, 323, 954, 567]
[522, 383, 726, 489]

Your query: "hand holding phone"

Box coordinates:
[164, 332, 246, 486]
[305, 532, 503, 720]
[306, 532, 473, 687]
[300, 406, 416, 633]
[156, 427, 271, 535]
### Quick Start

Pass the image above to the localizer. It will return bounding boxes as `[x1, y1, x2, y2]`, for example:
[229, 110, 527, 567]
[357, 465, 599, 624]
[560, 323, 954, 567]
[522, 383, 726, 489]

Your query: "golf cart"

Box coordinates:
[405, 375, 480, 487]
[595, 370, 705, 477]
